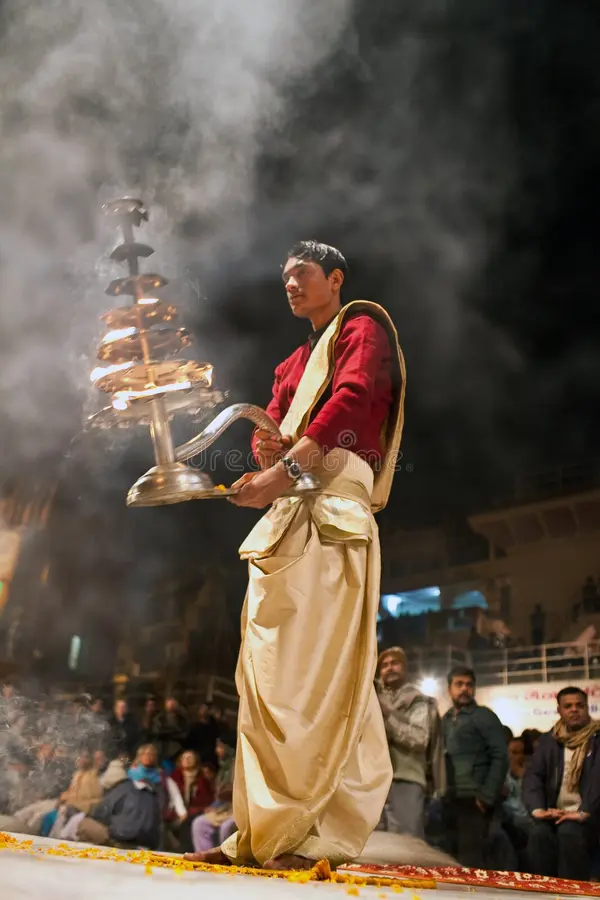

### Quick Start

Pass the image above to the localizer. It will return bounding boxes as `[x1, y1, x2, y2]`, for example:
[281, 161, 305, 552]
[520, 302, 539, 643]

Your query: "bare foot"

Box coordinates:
[183, 849, 231, 865]
[263, 854, 315, 871]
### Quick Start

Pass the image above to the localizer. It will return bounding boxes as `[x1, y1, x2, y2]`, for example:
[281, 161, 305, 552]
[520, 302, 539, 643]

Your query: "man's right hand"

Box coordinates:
[532, 808, 561, 819]
[254, 429, 293, 469]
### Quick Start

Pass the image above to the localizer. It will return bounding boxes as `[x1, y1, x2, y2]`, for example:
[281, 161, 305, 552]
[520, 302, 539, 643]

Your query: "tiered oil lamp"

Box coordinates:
[88, 198, 319, 507]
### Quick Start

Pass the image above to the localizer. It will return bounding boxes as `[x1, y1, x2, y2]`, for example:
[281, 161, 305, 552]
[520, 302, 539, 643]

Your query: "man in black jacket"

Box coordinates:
[152, 696, 189, 766]
[523, 685, 600, 881]
[442, 666, 508, 867]
[107, 699, 139, 761]
[78, 772, 162, 849]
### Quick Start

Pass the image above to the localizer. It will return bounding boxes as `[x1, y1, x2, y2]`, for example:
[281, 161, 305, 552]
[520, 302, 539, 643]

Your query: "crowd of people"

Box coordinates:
[1, 661, 600, 882]
[377, 647, 600, 881]
[0, 683, 237, 853]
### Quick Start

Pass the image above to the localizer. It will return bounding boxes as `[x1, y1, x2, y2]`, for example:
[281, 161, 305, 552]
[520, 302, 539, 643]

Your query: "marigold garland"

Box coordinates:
[0, 832, 434, 890]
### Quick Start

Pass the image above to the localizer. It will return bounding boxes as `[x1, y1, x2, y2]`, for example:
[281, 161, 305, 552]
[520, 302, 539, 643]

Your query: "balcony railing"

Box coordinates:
[405, 640, 600, 687]
[514, 459, 600, 505]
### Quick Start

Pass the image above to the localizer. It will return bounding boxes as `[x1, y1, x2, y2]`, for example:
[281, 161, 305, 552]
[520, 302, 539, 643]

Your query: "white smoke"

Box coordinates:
[0, 0, 355, 463]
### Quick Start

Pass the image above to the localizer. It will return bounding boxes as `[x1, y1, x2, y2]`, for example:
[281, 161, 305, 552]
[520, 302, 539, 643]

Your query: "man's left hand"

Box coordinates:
[229, 465, 291, 509]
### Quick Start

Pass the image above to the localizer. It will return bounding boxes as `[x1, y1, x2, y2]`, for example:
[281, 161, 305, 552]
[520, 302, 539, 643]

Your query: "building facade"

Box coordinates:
[381, 460, 600, 650]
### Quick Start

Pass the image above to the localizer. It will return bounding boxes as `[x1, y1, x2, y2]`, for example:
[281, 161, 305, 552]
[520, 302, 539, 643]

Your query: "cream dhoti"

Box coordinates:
[221, 449, 393, 867]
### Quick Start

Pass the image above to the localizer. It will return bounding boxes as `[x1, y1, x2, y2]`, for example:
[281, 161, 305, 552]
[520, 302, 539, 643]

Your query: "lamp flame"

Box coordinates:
[111, 380, 193, 409]
[102, 326, 137, 343]
[90, 361, 133, 383]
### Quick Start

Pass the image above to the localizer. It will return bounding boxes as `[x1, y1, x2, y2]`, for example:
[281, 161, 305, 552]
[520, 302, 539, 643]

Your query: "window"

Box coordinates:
[381, 587, 441, 617]
[68, 635, 82, 671]
[451, 590, 487, 610]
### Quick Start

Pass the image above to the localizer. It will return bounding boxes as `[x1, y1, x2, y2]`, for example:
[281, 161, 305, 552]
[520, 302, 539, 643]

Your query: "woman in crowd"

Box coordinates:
[190, 735, 236, 853]
[168, 750, 215, 851]
[48, 749, 103, 840]
[128, 743, 187, 825]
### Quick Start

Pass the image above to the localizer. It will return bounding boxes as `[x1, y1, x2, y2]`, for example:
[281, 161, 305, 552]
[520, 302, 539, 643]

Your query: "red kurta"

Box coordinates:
[253, 312, 394, 467]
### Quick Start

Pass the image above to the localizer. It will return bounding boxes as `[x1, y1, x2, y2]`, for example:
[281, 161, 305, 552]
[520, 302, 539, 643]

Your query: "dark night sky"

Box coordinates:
[4, 0, 600, 645]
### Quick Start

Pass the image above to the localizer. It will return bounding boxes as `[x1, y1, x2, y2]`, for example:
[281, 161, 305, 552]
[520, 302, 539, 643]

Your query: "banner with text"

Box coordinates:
[435, 680, 600, 734]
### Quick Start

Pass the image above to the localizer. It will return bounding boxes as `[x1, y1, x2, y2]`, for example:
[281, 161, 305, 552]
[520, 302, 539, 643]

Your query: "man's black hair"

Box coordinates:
[557, 686, 588, 705]
[447, 665, 476, 686]
[285, 240, 349, 282]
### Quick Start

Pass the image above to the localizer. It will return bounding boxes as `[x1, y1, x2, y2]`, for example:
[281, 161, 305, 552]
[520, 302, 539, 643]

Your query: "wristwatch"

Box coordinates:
[281, 455, 303, 482]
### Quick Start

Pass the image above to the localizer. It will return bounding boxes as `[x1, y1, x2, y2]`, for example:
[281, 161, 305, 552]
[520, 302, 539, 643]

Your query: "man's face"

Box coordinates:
[558, 692, 589, 731]
[379, 654, 406, 689]
[90, 699, 103, 714]
[508, 739, 525, 774]
[282, 257, 341, 320]
[165, 697, 178, 713]
[2, 683, 13, 700]
[448, 675, 475, 708]
[115, 700, 127, 718]
[198, 704, 209, 720]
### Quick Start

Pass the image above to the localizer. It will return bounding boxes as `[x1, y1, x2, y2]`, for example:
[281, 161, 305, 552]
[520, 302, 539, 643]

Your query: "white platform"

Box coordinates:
[1, 837, 425, 900]
[1, 834, 595, 900]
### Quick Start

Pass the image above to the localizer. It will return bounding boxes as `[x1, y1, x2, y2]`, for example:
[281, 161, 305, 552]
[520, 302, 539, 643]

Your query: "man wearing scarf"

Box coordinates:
[186, 241, 406, 871]
[376, 646, 444, 839]
[523, 685, 600, 881]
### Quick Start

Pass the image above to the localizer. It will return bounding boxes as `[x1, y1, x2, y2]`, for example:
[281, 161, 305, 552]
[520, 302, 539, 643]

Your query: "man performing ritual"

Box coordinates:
[186, 240, 406, 871]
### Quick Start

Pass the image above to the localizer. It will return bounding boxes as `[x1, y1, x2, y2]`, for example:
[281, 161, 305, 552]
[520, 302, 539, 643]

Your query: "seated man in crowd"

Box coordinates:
[523, 685, 600, 881]
[501, 736, 531, 867]
[78, 754, 163, 849]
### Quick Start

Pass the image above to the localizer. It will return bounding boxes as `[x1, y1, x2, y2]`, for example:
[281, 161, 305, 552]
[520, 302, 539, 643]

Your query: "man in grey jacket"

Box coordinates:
[376, 646, 442, 838]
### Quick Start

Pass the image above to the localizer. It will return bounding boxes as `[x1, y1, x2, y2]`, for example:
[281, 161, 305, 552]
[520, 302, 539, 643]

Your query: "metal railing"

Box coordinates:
[404, 640, 600, 687]
[514, 459, 600, 505]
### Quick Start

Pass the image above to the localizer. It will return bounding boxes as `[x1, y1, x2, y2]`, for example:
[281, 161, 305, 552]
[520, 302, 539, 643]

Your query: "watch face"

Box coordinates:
[284, 457, 300, 478]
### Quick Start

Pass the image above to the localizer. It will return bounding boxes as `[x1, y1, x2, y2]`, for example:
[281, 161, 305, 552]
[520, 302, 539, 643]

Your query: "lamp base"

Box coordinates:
[126, 463, 216, 507]
[127, 465, 323, 507]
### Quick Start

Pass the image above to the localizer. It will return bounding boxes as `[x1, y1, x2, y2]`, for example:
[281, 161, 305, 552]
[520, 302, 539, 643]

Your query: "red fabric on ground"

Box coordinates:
[339, 862, 600, 896]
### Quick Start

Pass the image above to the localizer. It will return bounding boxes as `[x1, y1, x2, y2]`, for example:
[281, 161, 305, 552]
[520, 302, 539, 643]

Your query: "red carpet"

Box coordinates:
[340, 862, 600, 895]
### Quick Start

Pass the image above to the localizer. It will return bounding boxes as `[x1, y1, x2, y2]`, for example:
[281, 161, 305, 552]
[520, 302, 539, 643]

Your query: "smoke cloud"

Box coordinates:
[0, 0, 355, 467]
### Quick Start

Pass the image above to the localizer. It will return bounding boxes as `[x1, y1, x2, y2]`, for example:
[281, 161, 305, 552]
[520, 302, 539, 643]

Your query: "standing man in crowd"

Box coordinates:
[376, 646, 443, 838]
[107, 698, 139, 762]
[442, 666, 508, 867]
[186, 240, 406, 871]
[152, 696, 190, 770]
[523, 686, 600, 881]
